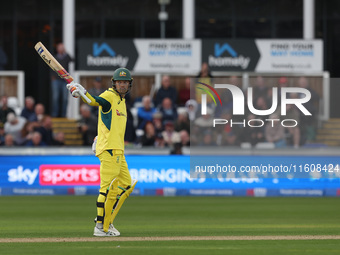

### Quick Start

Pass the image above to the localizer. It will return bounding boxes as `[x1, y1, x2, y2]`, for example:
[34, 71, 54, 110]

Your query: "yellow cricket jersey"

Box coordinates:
[84, 88, 127, 156]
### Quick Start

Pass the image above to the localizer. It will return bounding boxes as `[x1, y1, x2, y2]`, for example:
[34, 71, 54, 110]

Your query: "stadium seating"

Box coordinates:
[51, 118, 83, 146]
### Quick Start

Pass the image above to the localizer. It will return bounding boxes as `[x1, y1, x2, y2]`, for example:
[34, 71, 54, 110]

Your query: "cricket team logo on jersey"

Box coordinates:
[116, 109, 121, 116]
[119, 71, 126, 77]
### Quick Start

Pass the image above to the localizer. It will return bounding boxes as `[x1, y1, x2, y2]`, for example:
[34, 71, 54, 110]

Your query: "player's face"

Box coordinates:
[115, 80, 129, 94]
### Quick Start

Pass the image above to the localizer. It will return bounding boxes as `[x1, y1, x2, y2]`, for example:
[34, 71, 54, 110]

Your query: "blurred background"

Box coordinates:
[1, 0, 340, 114]
[0, 0, 339, 197]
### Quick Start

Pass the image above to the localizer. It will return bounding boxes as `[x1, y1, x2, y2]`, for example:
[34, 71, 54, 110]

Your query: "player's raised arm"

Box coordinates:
[67, 82, 112, 112]
[66, 82, 98, 106]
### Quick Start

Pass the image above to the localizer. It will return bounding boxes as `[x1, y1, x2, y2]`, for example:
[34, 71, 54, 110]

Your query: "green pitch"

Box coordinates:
[0, 196, 339, 255]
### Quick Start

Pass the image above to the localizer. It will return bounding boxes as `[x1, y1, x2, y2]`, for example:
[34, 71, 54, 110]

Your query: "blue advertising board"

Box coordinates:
[0, 155, 339, 196]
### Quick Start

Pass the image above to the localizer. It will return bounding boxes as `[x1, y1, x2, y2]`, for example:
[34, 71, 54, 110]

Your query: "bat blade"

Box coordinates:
[34, 42, 91, 103]
[34, 42, 74, 84]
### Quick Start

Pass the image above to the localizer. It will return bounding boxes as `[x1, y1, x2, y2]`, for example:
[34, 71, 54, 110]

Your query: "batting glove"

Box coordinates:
[66, 82, 87, 98]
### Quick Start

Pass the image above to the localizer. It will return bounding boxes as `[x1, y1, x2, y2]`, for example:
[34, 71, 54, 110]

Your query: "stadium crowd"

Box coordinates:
[0, 69, 320, 152]
[190, 75, 320, 149]
[0, 95, 65, 147]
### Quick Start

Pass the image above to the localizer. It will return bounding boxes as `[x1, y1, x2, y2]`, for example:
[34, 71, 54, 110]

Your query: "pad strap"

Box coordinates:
[96, 202, 105, 208]
[97, 216, 104, 222]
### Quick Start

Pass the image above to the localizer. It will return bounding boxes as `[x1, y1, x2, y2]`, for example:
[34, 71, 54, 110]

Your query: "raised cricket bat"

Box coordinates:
[34, 42, 91, 103]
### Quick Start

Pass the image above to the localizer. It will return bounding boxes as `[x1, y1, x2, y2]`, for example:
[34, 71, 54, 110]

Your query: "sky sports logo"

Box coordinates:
[39, 165, 100, 186]
[198, 82, 311, 128]
[87, 42, 129, 67]
[208, 43, 250, 69]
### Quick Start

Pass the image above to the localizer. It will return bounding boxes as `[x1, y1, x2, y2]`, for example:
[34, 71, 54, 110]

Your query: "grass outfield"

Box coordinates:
[0, 196, 339, 254]
[2, 240, 340, 255]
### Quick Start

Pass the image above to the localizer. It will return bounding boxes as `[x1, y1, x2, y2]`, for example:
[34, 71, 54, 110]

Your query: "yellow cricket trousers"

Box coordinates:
[96, 149, 131, 223]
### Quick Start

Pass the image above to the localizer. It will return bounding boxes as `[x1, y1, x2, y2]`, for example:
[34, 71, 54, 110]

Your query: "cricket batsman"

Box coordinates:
[66, 67, 137, 237]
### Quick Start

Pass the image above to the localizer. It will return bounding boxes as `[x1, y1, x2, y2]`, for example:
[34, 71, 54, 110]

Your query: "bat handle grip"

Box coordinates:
[78, 90, 92, 104]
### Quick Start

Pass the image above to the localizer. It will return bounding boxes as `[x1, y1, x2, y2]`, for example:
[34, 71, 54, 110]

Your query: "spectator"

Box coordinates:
[33, 103, 45, 123]
[241, 114, 265, 147]
[17, 121, 35, 145]
[170, 143, 183, 155]
[152, 112, 164, 138]
[196, 62, 213, 105]
[0, 43, 7, 70]
[88, 77, 106, 96]
[297, 76, 319, 142]
[174, 112, 190, 134]
[279, 76, 288, 86]
[276, 76, 289, 105]
[140, 121, 156, 147]
[26, 131, 46, 147]
[51, 42, 72, 117]
[162, 121, 181, 147]
[155, 133, 165, 148]
[179, 130, 190, 147]
[0, 122, 5, 145]
[278, 76, 288, 90]
[78, 104, 98, 146]
[154, 75, 177, 107]
[21, 96, 36, 122]
[214, 80, 234, 118]
[265, 113, 286, 148]
[54, 132, 65, 146]
[178, 77, 191, 106]
[251, 96, 270, 121]
[159, 97, 178, 124]
[4, 133, 15, 146]
[34, 115, 56, 145]
[4, 112, 26, 144]
[220, 111, 240, 146]
[88, 77, 106, 116]
[285, 97, 301, 148]
[251, 76, 268, 101]
[197, 62, 212, 79]
[0, 96, 15, 124]
[137, 96, 156, 129]
[201, 130, 216, 146]
[185, 99, 198, 121]
[229, 75, 241, 86]
[194, 107, 214, 128]
[192, 107, 214, 146]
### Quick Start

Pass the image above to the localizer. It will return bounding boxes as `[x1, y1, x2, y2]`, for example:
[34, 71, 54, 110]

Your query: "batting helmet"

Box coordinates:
[111, 67, 133, 95]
